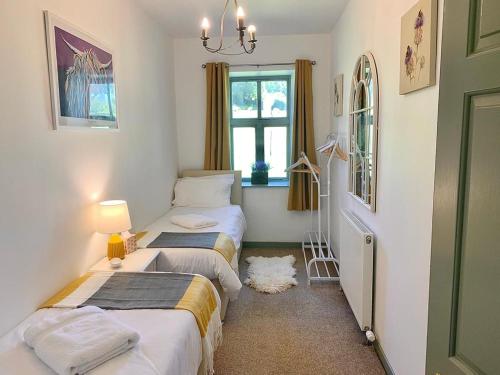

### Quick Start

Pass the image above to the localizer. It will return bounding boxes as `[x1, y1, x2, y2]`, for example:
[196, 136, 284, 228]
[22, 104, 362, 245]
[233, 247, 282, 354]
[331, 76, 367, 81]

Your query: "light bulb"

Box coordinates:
[236, 6, 245, 19]
[201, 17, 209, 40]
[201, 17, 210, 30]
[248, 24, 256, 41]
[236, 6, 245, 30]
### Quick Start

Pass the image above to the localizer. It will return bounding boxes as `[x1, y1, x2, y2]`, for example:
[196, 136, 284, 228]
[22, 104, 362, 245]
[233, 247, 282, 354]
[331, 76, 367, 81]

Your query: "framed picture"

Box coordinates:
[399, 0, 437, 95]
[333, 74, 343, 117]
[44, 11, 118, 129]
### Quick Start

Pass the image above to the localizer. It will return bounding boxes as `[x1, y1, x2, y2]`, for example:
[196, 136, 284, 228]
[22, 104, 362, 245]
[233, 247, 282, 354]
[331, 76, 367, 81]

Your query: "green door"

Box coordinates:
[426, 0, 500, 374]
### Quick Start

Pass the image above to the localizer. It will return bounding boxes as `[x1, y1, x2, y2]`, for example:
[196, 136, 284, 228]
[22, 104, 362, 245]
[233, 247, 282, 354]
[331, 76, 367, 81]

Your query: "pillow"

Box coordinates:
[170, 214, 219, 229]
[172, 175, 234, 207]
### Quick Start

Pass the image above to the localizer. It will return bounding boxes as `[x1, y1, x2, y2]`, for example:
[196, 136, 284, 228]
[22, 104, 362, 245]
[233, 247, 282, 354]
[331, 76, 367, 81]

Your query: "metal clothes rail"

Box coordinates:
[288, 134, 347, 283]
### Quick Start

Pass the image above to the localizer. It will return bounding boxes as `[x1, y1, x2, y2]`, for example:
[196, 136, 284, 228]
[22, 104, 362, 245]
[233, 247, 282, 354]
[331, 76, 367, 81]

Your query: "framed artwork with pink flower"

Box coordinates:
[399, 0, 438, 95]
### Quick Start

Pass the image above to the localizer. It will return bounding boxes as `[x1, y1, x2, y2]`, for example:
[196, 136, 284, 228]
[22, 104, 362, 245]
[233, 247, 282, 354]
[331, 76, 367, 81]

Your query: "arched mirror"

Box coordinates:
[348, 52, 379, 211]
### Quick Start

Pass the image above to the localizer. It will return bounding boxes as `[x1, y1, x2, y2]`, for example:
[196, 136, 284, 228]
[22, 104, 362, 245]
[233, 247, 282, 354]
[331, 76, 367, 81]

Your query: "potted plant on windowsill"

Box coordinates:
[251, 161, 270, 185]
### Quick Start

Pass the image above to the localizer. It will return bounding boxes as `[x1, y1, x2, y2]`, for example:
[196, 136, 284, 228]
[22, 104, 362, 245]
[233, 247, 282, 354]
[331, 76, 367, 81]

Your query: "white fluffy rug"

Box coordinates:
[244, 255, 298, 294]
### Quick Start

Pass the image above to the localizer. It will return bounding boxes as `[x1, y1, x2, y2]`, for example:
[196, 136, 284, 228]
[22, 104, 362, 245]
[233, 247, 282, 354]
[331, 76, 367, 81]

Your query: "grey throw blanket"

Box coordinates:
[147, 232, 220, 249]
[80, 272, 195, 310]
[145, 232, 237, 265]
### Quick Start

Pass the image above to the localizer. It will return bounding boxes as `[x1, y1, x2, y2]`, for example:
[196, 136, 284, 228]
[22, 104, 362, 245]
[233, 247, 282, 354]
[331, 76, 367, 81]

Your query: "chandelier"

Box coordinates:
[200, 0, 257, 55]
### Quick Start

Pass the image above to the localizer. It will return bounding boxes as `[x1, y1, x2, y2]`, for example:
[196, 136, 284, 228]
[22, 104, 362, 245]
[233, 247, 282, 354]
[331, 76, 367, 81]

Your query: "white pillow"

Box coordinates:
[172, 175, 234, 207]
[170, 214, 218, 229]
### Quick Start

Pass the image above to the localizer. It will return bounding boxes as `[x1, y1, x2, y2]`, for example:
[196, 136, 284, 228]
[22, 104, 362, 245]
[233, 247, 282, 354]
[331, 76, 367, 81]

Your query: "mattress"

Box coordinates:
[0, 308, 202, 375]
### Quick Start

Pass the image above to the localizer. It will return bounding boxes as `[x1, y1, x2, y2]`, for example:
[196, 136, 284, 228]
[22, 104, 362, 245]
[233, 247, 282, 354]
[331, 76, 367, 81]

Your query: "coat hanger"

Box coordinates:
[316, 134, 348, 161]
[286, 153, 321, 175]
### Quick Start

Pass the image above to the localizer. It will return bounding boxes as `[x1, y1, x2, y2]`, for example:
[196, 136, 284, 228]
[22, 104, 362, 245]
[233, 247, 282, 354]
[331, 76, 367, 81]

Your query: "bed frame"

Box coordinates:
[181, 170, 243, 320]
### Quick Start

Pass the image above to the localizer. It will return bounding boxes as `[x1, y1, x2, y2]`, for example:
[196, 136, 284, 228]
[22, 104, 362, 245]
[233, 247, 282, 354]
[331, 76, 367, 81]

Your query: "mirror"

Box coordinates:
[348, 52, 379, 211]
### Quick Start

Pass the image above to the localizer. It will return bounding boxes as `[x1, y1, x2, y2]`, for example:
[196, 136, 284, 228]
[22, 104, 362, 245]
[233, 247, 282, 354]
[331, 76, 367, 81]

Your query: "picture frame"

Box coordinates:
[399, 0, 438, 95]
[44, 11, 119, 130]
[333, 74, 343, 117]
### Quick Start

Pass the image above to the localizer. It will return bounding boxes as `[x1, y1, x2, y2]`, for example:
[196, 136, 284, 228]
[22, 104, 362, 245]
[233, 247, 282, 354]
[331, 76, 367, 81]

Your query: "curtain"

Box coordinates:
[204, 62, 231, 170]
[288, 59, 318, 211]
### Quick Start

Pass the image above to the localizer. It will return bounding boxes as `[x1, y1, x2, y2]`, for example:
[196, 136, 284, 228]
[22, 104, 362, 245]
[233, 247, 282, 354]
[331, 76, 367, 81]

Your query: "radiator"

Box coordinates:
[339, 210, 374, 331]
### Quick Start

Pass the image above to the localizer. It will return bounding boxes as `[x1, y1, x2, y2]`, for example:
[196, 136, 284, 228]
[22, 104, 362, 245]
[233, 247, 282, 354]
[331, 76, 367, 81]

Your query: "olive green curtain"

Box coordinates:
[288, 59, 318, 211]
[204, 62, 231, 170]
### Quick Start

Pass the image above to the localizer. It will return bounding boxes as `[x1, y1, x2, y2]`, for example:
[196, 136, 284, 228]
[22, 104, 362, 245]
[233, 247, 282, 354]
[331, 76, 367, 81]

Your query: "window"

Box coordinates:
[230, 74, 292, 181]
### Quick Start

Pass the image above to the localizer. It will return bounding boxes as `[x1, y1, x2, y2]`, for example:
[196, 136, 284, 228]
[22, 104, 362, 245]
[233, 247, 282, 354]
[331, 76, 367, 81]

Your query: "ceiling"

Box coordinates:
[135, 0, 349, 38]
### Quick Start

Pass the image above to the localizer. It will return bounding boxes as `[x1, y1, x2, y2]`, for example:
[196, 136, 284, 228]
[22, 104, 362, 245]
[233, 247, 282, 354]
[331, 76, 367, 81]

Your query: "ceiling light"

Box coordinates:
[200, 0, 257, 55]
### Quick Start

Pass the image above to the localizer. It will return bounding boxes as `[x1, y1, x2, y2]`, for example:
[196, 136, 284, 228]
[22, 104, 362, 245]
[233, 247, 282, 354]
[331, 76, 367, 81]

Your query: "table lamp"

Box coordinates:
[96, 200, 132, 260]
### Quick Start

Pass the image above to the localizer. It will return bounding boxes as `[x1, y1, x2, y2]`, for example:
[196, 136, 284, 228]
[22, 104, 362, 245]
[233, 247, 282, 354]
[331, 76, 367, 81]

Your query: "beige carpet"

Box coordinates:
[214, 248, 385, 375]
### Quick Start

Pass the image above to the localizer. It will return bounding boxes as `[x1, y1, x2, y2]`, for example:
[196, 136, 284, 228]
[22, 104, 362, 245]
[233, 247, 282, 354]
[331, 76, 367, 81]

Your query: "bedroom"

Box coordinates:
[0, 0, 499, 374]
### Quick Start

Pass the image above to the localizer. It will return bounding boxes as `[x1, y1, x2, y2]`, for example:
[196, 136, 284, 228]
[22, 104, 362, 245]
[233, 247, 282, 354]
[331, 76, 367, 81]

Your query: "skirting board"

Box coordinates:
[243, 241, 302, 249]
[374, 341, 395, 375]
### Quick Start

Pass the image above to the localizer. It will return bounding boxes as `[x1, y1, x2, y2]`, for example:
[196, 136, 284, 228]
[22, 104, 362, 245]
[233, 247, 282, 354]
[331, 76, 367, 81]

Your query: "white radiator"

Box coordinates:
[339, 210, 374, 331]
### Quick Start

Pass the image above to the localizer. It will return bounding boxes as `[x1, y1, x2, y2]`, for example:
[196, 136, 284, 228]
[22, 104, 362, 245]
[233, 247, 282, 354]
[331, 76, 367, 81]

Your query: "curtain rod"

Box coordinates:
[201, 61, 317, 69]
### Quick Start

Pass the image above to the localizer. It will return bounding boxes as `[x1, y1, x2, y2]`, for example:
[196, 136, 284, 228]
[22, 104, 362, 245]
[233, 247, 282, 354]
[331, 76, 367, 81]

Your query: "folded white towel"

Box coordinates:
[24, 306, 140, 375]
[170, 214, 218, 229]
[89, 347, 160, 375]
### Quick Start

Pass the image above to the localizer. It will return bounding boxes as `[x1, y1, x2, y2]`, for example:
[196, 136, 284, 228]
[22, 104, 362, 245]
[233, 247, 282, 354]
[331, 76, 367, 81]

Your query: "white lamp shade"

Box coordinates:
[96, 200, 132, 234]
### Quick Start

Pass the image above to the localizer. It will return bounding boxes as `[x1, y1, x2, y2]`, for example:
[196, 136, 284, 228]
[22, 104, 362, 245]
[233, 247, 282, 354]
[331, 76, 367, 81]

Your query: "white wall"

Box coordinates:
[0, 0, 178, 335]
[174, 34, 332, 241]
[329, 0, 443, 373]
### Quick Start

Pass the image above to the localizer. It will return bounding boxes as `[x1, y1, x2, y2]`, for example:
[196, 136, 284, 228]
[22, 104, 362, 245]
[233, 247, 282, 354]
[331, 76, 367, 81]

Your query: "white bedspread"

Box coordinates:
[0, 309, 202, 375]
[138, 205, 246, 300]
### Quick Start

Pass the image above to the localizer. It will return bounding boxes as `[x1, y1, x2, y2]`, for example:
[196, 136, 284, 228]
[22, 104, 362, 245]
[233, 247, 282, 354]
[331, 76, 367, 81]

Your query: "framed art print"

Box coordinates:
[44, 11, 118, 129]
[399, 0, 437, 95]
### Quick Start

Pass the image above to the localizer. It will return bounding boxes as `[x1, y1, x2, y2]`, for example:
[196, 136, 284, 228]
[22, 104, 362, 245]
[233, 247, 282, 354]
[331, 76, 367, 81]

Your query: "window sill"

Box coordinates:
[242, 180, 289, 188]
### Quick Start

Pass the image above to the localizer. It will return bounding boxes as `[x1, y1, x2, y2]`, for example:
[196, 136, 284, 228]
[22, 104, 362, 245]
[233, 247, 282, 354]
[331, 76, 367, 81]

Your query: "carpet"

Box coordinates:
[214, 248, 385, 375]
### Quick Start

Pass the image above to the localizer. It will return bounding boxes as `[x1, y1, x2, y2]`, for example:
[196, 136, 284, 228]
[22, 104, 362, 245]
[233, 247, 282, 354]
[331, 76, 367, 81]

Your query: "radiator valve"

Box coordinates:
[366, 330, 376, 343]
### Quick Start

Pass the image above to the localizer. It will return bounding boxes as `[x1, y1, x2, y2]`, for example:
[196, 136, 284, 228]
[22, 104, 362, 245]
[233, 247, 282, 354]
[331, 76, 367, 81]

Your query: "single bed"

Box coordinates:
[0, 271, 223, 375]
[137, 170, 245, 320]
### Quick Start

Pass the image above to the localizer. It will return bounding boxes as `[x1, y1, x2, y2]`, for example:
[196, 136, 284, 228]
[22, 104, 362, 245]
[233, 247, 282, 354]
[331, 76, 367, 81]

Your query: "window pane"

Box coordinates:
[232, 81, 257, 118]
[265, 127, 287, 178]
[261, 81, 287, 118]
[233, 127, 256, 178]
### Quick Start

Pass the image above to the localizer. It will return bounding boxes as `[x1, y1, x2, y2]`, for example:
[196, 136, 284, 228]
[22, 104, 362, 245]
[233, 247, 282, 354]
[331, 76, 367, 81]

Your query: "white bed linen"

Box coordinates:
[137, 205, 246, 300]
[0, 309, 202, 375]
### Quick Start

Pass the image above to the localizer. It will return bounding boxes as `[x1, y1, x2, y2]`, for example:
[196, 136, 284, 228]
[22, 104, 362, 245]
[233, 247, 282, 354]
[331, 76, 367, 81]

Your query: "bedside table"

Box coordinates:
[90, 248, 160, 272]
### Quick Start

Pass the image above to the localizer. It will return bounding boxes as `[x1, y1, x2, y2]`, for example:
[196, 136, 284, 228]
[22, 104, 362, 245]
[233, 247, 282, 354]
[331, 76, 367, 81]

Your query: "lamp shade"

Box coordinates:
[96, 200, 132, 234]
